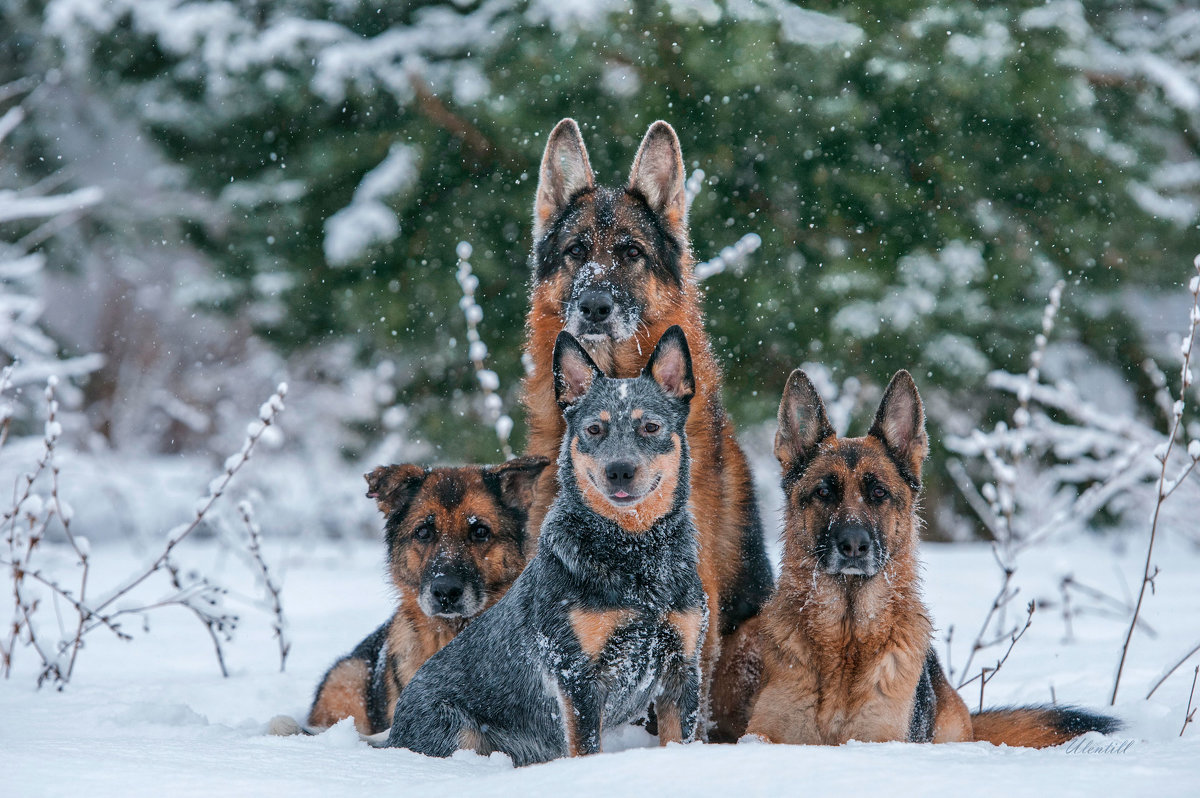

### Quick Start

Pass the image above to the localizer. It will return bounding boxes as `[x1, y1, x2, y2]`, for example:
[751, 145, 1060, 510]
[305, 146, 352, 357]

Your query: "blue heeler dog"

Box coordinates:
[387, 325, 707, 765]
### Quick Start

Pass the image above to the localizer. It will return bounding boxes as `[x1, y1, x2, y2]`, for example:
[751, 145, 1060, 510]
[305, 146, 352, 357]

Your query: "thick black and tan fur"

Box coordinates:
[306, 457, 548, 735]
[733, 369, 1120, 748]
[522, 119, 772, 738]
[388, 327, 706, 766]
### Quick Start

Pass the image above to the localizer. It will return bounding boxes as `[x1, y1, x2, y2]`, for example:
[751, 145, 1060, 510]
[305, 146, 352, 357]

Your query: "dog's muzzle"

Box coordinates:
[822, 523, 884, 577]
[419, 571, 483, 619]
[568, 287, 620, 340]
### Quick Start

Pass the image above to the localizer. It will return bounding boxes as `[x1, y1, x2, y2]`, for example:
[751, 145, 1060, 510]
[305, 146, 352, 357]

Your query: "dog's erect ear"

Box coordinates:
[868, 370, 928, 488]
[628, 121, 688, 235]
[643, 325, 695, 402]
[364, 464, 427, 516]
[486, 455, 551, 512]
[533, 119, 594, 242]
[553, 331, 602, 408]
[775, 369, 835, 474]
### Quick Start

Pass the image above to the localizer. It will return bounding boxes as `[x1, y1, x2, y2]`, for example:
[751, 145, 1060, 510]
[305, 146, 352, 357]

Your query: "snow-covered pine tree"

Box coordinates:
[31, 0, 1200, 534]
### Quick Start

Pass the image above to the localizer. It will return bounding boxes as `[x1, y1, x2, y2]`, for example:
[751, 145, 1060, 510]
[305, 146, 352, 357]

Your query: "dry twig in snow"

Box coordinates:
[1147, 639, 1200, 700]
[1181, 666, 1198, 738]
[1111, 257, 1200, 705]
[1, 381, 289, 687]
[959, 601, 1036, 712]
[239, 500, 290, 673]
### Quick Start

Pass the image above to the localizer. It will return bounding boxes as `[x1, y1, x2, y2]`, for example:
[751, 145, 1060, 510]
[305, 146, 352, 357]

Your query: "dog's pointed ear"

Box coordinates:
[364, 464, 427, 516]
[775, 369, 835, 473]
[643, 325, 695, 402]
[486, 455, 551, 512]
[534, 119, 594, 242]
[868, 370, 928, 488]
[553, 331, 602, 408]
[628, 121, 687, 235]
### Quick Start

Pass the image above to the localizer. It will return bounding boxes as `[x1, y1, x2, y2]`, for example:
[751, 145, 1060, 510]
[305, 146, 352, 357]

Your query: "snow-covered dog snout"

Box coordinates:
[566, 268, 638, 342]
[577, 287, 614, 327]
[419, 558, 483, 619]
[822, 520, 884, 577]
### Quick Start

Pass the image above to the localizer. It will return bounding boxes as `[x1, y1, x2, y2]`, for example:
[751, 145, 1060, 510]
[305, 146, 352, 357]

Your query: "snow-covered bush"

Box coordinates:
[0, 100, 104, 435]
[1, 378, 290, 688]
[945, 259, 1200, 698]
[38, 0, 1200, 494]
[946, 272, 1200, 549]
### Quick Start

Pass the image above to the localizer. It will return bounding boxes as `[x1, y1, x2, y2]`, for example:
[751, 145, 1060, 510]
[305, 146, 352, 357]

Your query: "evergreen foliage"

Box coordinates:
[20, 1, 1200, 509]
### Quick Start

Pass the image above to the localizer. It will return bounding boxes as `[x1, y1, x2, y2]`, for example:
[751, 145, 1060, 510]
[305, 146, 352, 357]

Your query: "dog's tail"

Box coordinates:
[970, 706, 1121, 748]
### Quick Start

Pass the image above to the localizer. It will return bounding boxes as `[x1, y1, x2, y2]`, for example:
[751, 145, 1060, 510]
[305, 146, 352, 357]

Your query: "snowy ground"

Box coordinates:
[3, 529, 1199, 797]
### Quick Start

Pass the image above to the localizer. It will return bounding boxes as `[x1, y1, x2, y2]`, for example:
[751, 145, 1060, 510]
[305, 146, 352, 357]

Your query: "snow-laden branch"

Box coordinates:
[0, 107, 24, 145]
[695, 233, 763, 281]
[455, 242, 514, 459]
[2, 380, 290, 688]
[239, 500, 289, 674]
[1112, 256, 1200, 704]
[0, 187, 103, 224]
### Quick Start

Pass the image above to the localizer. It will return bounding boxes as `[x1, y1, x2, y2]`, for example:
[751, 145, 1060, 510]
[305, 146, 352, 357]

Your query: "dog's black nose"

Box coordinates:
[836, 526, 872, 558]
[578, 289, 614, 324]
[430, 575, 464, 609]
[604, 461, 638, 492]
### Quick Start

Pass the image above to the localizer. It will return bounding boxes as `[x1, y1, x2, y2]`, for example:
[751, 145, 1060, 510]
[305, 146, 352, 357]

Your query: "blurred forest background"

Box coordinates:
[2, 0, 1200, 544]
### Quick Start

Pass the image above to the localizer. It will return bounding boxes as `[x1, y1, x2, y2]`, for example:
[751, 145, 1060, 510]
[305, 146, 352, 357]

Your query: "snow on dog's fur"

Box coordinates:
[521, 119, 772, 739]
[387, 327, 706, 765]
[305, 458, 548, 734]
[732, 370, 1121, 748]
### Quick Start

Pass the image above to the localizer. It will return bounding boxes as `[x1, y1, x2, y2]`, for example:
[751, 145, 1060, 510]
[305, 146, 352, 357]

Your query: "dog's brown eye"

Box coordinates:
[469, 522, 491, 543]
[872, 486, 888, 500]
[815, 486, 832, 500]
[567, 243, 585, 259]
[625, 245, 641, 260]
[414, 524, 434, 542]
[586, 423, 603, 436]
[643, 422, 661, 434]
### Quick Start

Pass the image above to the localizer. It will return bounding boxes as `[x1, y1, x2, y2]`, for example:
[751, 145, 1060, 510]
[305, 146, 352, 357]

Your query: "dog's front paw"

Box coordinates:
[267, 714, 306, 736]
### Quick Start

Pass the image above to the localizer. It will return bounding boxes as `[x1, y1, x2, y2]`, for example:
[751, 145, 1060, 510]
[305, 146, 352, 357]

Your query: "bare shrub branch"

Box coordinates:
[959, 601, 1036, 712]
[1147, 640, 1200, 700]
[4, 377, 65, 679]
[3, 381, 289, 687]
[1059, 575, 1156, 638]
[957, 544, 1019, 689]
[1182, 666, 1198, 738]
[239, 500, 289, 673]
[1112, 257, 1200, 705]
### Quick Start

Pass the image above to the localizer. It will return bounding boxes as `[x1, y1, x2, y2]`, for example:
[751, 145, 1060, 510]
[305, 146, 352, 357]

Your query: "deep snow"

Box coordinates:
[3, 530, 1199, 797]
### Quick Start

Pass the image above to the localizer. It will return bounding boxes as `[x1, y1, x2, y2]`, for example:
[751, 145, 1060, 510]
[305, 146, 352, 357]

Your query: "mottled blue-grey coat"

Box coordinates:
[388, 326, 706, 766]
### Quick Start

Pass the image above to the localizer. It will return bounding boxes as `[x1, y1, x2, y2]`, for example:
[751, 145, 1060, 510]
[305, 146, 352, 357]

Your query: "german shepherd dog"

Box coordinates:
[737, 369, 1120, 746]
[387, 327, 706, 766]
[522, 119, 772, 738]
[306, 457, 549, 735]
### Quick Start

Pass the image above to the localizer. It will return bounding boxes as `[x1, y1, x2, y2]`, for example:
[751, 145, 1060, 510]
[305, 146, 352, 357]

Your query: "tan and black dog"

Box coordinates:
[307, 457, 549, 734]
[735, 369, 1120, 747]
[521, 119, 772, 738]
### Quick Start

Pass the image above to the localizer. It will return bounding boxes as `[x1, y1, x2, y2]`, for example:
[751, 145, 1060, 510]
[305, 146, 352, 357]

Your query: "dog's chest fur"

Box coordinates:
[762, 552, 932, 743]
[561, 605, 698, 723]
[540, 501, 705, 722]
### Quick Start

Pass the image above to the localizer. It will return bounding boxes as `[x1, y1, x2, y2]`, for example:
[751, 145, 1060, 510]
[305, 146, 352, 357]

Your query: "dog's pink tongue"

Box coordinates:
[614, 490, 630, 499]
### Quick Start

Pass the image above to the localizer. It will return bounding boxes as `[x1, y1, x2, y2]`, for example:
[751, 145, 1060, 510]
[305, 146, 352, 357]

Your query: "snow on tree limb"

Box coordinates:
[0, 187, 103, 224]
[455, 242, 514, 459]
